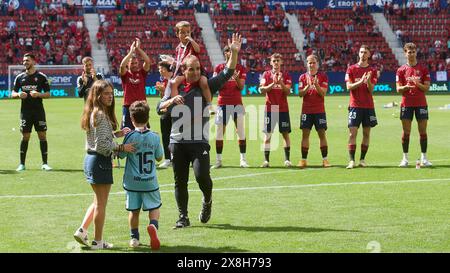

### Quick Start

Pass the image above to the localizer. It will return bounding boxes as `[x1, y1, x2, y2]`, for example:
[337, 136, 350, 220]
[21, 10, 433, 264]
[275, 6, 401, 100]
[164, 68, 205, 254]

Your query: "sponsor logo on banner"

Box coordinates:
[73, 0, 116, 8]
[48, 76, 73, 86]
[147, 0, 184, 7]
[266, 0, 323, 9]
[405, 0, 431, 8]
[9, 0, 20, 10]
[328, 83, 394, 94]
[114, 88, 124, 97]
[146, 1, 160, 7]
[429, 83, 449, 92]
[107, 75, 122, 85]
[50, 89, 69, 97]
[0, 90, 12, 98]
[329, 0, 362, 9]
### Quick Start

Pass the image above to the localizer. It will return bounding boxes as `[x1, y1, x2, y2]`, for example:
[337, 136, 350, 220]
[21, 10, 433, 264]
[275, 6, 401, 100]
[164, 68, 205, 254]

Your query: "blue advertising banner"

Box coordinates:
[15, 0, 448, 11]
[266, 0, 328, 10]
[392, 0, 447, 9]
[267, 0, 447, 10]
[13, 0, 35, 10]
[145, 0, 187, 9]
[73, 0, 117, 9]
[0, 72, 448, 99]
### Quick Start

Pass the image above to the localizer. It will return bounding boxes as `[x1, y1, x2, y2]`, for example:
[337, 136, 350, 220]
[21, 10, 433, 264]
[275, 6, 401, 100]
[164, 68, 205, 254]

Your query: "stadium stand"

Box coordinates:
[294, 7, 398, 72]
[100, 7, 212, 75]
[0, 3, 91, 76]
[2, 1, 448, 77]
[385, 5, 450, 72]
[210, 0, 302, 73]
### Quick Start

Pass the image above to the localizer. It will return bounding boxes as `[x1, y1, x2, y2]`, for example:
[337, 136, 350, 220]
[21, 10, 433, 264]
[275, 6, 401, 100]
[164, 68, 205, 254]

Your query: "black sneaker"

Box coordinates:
[174, 215, 190, 228]
[199, 200, 212, 224]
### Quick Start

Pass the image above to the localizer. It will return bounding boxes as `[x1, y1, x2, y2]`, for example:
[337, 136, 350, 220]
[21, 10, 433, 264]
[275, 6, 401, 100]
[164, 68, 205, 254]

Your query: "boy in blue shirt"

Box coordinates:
[119, 100, 163, 250]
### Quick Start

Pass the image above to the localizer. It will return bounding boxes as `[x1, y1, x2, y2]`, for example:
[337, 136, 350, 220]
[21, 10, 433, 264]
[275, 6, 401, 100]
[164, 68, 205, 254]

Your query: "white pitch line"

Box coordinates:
[206, 177, 450, 192]
[157, 158, 450, 188]
[158, 169, 296, 188]
[1, 177, 449, 199]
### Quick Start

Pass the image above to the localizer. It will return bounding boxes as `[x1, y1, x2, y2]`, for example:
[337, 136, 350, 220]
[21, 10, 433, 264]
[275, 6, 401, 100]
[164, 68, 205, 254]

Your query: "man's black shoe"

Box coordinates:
[199, 200, 212, 224]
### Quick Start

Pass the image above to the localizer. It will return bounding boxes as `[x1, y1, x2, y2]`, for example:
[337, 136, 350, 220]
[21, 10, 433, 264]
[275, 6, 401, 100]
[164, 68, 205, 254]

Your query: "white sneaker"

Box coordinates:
[260, 161, 270, 168]
[240, 159, 250, 168]
[41, 164, 52, 171]
[16, 164, 25, 172]
[421, 159, 433, 167]
[129, 238, 140, 248]
[73, 228, 89, 246]
[91, 240, 113, 250]
[211, 160, 222, 169]
[158, 159, 172, 169]
[398, 159, 409, 167]
[284, 160, 293, 167]
[209, 105, 216, 115]
[346, 160, 355, 169]
[358, 160, 368, 167]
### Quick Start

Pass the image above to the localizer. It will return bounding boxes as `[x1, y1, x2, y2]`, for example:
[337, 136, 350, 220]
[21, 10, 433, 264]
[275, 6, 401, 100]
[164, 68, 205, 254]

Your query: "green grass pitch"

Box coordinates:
[0, 95, 449, 253]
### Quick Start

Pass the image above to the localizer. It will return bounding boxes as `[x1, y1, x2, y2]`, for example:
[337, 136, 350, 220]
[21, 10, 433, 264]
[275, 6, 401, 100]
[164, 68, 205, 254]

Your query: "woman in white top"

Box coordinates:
[74, 80, 134, 249]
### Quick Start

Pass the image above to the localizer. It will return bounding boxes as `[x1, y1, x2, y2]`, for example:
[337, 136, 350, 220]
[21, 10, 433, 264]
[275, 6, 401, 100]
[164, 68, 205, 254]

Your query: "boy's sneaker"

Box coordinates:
[174, 215, 190, 229]
[129, 238, 140, 248]
[322, 159, 331, 168]
[239, 159, 250, 168]
[147, 224, 160, 250]
[358, 160, 368, 167]
[421, 159, 433, 167]
[73, 228, 89, 246]
[41, 164, 52, 171]
[398, 159, 409, 167]
[211, 160, 222, 169]
[284, 160, 293, 167]
[297, 159, 307, 169]
[158, 159, 172, 169]
[346, 160, 355, 169]
[91, 240, 113, 250]
[260, 161, 270, 168]
[199, 200, 212, 224]
[16, 164, 25, 172]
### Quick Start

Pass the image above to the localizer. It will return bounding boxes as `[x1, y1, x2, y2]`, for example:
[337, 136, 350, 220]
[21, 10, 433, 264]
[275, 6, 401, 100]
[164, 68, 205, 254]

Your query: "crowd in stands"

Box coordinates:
[1, 0, 449, 76]
[211, 1, 298, 73]
[0, 0, 91, 74]
[101, 2, 206, 75]
[296, 4, 394, 73]
[385, 0, 450, 72]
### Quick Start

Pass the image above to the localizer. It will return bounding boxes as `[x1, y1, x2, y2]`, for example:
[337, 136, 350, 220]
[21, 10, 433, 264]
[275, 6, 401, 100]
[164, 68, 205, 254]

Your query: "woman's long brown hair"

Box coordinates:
[81, 80, 118, 131]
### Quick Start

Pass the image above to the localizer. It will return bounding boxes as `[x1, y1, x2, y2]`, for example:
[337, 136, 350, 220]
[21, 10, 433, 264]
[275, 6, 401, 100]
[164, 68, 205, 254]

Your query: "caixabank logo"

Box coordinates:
[429, 83, 449, 92]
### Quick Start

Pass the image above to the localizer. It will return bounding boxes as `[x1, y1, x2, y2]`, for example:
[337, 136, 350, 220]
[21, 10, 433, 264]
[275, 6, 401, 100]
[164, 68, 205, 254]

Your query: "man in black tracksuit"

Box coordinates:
[77, 57, 103, 101]
[158, 33, 242, 228]
[156, 61, 174, 168]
